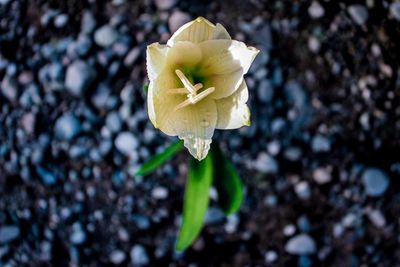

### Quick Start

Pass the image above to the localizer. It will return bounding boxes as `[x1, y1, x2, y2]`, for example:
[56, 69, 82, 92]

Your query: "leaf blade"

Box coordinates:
[136, 140, 184, 176]
[176, 154, 213, 251]
[212, 144, 244, 215]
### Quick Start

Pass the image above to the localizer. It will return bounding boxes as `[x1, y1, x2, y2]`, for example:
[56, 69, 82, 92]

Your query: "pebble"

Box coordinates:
[295, 181, 311, 200]
[283, 224, 296, 236]
[130, 245, 149, 266]
[257, 80, 274, 103]
[115, 132, 139, 157]
[348, 4, 369, 26]
[155, 0, 176, 10]
[285, 234, 317, 255]
[94, 25, 119, 47]
[361, 168, 390, 197]
[313, 167, 332, 184]
[36, 166, 57, 186]
[109, 250, 126, 265]
[284, 147, 302, 161]
[124, 47, 141, 67]
[81, 11, 96, 34]
[70, 223, 86, 245]
[55, 113, 82, 141]
[1, 76, 18, 102]
[308, 1, 325, 19]
[265, 250, 278, 263]
[366, 209, 386, 228]
[106, 111, 123, 133]
[205, 207, 225, 225]
[390, 2, 400, 21]
[65, 60, 95, 96]
[151, 186, 169, 200]
[267, 140, 280, 156]
[54, 14, 69, 28]
[0, 226, 20, 244]
[311, 135, 331, 153]
[253, 152, 278, 174]
[21, 112, 36, 134]
[168, 11, 191, 33]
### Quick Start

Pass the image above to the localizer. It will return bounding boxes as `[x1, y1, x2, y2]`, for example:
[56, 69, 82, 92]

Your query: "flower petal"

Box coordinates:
[150, 71, 217, 160]
[204, 69, 244, 99]
[213, 23, 231, 40]
[215, 80, 251, 130]
[166, 41, 202, 67]
[146, 43, 170, 81]
[167, 17, 231, 46]
[199, 40, 259, 75]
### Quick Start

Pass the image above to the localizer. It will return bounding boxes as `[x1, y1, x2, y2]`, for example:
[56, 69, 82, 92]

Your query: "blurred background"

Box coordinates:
[1, 0, 400, 266]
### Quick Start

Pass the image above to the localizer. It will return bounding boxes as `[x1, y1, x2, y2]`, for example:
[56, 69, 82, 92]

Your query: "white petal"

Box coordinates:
[204, 69, 244, 99]
[146, 43, 169, 81]
[147, 80, 157, 127]
[150, 73, 217, 160]
[199, 40, 259, 75]
[167, 17, 231, 46]
[215, 80, 251, 130]
[166, 41, 202, 67]
[213, 23, 231, 40]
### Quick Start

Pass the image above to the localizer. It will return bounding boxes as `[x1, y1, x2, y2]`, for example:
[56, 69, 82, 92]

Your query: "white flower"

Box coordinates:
[146, 17, 259, 160]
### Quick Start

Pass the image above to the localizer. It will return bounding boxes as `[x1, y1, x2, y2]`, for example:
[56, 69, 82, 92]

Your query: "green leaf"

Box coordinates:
[136, 140, 184, 176]
[143, 84, 149, 93]
[211, 144, 244, 215]
[176, 154, 213, 251]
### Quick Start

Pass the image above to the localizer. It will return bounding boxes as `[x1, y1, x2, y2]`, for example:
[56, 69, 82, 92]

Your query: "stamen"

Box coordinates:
[191, 87, 215, 104]
[174, 98, 193, 111]
[167, 84, 203, 94]
[175, 69, 197, 95]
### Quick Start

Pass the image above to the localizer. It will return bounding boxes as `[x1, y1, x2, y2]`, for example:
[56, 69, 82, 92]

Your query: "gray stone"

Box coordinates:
[205, 207, 225, 225]
[55, 114, 81, 141]
[265, 250, 278, 263]
[258, 80, 274, 103]
[169, 11, 191, 33]
[284, 147, 302, 161]
[313, 167, 332, 184]
[1, 76, 18, 101]
[348, 4, 368, 25]
[155, 0, 177, 10]
[54, 14, 69, 28]
[311, 135, 331, 153]
[0, 226, 20, 244]
[295, 181, 311, 200]
[130, 245, 149, 266]
[21, 112, 36, 134]
[308, 1, 325, 19]
[106, 111, 123, 133]
[361, 168, 390, 197]
[81, 11, 96, 34]
[151, 186, 168, 200]
[124, 47, 141, 67]
[115, 132, 139, 157]
[109, 250, 126, 264]
[65, 60, 95, 96]
[70, 223, 86, 245]
[390, 2, 400, 21]
[285, 234, 316, 255]
[254, 152, 278, 174]
[94, 25, 119, 47]
[366, 208, 386, 228]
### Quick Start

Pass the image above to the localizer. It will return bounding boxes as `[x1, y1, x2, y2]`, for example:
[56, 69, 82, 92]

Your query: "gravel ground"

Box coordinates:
[1, 0, 400, 266]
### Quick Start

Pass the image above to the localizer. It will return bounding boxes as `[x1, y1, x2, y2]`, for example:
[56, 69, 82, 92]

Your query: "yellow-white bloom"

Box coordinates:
[146, 17, 259, 160]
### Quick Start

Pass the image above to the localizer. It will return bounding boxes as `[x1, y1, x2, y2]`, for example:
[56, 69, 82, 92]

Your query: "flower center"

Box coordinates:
[168, 69, 215, 111]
